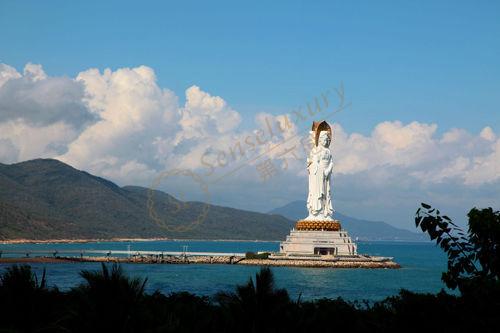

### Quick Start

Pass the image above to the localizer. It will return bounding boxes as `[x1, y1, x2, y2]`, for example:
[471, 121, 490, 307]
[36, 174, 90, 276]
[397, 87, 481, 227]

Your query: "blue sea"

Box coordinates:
[0, 240, 449, 301]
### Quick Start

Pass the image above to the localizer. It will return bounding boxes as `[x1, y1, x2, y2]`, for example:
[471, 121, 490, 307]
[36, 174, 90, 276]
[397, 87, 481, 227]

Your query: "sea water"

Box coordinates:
[0, 240, 448, 301]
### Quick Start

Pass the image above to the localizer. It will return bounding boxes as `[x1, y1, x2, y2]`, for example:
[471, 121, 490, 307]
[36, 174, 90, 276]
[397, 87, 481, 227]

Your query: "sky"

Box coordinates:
[0, 0, 499, 230]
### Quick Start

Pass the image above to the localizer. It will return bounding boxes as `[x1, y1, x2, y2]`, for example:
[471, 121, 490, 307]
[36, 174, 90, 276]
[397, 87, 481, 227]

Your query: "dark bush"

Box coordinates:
[245, 251, 270, 259]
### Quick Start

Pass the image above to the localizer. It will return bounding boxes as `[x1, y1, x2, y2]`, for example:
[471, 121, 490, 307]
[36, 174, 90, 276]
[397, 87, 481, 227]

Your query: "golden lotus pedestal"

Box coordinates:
[295, 220, 341, 231]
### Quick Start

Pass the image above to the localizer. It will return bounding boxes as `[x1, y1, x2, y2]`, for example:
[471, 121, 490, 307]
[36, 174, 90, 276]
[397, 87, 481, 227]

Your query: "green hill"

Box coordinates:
[0, 159, 294, 241]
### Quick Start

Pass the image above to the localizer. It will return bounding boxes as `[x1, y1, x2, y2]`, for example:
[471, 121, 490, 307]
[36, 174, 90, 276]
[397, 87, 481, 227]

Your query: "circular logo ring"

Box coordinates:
[147, 169, 211, 232]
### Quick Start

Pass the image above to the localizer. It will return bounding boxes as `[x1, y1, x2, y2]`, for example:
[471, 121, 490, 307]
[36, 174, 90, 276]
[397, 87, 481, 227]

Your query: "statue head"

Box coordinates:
[318, 131, 330, 147]
[312, 121, 332, 147]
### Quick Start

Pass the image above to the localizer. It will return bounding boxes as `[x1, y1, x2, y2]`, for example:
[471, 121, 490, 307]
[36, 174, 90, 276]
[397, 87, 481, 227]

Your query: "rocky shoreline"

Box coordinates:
[0, 255, 400, 269]
[240, 258, 400, 268]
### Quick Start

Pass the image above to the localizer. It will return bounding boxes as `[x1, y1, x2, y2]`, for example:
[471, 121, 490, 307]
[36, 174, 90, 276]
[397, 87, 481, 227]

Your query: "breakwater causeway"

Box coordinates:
[0, 254, 400, 269]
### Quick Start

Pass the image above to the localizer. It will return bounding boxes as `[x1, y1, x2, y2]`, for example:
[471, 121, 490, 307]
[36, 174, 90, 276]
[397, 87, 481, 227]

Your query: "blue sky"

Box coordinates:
[0, 0, 499, 229]
[2, 0, 499, 134]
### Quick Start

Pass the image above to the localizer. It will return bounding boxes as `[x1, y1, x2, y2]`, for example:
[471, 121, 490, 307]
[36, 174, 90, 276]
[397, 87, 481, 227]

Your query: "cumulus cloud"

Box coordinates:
[58, 66, 247, 183]
[463, 139, 500, 185]
[0, 63, 94, 162]
[178, 85, 241, 139]
[58, 65, 179, 180]
[0, 64, 21, 88]
[0, 119, 79, 162]
[328, 121, 500, 186]
[480, 126, 496, 141]
[332, 121, 439, 174]
[0, 63, 94, 128]
[0, 62, 498, 228]
[23, 63, 47, 82]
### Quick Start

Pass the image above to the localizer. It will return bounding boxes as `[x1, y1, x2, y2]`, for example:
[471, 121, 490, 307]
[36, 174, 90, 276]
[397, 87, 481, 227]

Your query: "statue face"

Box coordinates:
[319, 132, 330, 147]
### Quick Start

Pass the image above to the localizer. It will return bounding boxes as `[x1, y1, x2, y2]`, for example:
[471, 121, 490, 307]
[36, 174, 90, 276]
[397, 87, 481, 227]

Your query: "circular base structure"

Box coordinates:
[295, 220, 341, 231]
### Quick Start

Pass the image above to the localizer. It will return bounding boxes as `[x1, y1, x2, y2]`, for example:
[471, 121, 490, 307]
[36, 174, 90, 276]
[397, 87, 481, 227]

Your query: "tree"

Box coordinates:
[216, 267, 294, 333]
[68, 263, 148, 333]
[0, 265, 65, 332]
[0, 264, 47, 292]
[415, 203, 500, 292]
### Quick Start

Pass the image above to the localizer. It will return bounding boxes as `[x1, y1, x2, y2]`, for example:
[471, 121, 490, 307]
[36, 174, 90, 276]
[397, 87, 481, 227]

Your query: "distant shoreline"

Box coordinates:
[0, 237, 281, 245]
[0, 237, 429, 245]
[0, 237, 171, 245]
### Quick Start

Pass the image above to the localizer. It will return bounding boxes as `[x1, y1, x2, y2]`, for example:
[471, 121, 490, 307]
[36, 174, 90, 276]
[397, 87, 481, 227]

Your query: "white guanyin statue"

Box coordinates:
[279, 120, 359, 256]
[305, 122, 334, 221]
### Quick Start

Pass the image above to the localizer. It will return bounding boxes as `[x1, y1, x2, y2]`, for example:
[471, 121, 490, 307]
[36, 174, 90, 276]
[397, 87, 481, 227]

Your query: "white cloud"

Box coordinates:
[0, 64, 21, 88]
[480, 126, 496, 142]
[0, 63, 94, 128]
[58, 66, 179, 181]
[179, 85, 241, 137]
[441, 128, 470, 143]
[58, 66, 247, 183]
[23, 63, 47, 82]
[332, 121, 439, 174]
[0, 119, 79, 162]
[329, 121, 499, 187]
[0, 62, 498, 228]
[463, 139, 500, 185]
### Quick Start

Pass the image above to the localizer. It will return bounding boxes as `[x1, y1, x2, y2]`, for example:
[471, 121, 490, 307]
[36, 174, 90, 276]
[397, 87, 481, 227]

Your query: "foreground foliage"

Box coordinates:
[1, 264, 498, 333]
[416, 204, 500, 292]
[0, 206, 499, 332]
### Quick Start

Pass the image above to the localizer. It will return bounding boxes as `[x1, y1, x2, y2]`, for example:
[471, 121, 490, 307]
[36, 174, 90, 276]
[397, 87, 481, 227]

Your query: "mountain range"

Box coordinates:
[0, 159, 424, 241]
[0, 159, 293, 240]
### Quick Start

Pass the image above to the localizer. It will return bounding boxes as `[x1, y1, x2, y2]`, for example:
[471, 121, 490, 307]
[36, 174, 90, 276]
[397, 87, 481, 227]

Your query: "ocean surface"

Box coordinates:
[0, 240, 449, 301]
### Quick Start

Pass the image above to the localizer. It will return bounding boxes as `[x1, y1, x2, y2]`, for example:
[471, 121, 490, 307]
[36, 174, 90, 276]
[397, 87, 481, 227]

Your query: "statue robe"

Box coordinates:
[306, 146, 333, 219]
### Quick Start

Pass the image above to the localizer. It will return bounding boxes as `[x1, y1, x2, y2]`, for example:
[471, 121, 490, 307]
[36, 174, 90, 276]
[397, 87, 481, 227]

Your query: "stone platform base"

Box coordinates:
[280, 228, 357, 256]
[250, 255, 400, 269]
